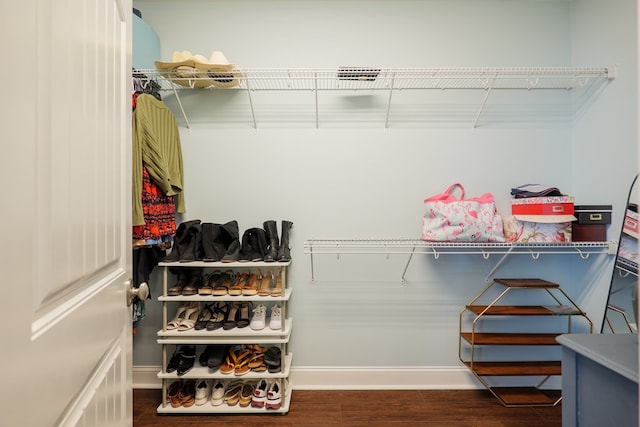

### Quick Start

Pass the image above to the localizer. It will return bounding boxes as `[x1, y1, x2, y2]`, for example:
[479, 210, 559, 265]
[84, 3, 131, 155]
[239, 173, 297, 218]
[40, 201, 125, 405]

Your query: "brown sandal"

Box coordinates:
[233, 349, 254, 376]
[258, 272, 273, 297]
[270, 269, 283, 297]
[212, 270, 233, 296]
[229, 273, 247, 296]
[242, 273, 259, 296]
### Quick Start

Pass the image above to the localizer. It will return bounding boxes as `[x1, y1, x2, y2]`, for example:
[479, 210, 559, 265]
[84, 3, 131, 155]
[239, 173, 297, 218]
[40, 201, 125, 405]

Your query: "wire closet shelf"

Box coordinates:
[135, 66, 612, 91]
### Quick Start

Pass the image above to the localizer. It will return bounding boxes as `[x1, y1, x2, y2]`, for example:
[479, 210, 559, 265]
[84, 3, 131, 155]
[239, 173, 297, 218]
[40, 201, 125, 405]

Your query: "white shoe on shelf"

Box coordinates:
[194, 379, 211, 406]
[269, 304, 281, 330]
[251, 378, 269, 408]
[250, 304, 267, 330]
[265, 379, 282, 410]
[210, 379, 226, 406]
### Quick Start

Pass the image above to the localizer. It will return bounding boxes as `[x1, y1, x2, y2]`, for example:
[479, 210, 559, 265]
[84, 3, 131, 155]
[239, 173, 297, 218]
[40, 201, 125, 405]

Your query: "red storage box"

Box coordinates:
[511, 196, 575, 223]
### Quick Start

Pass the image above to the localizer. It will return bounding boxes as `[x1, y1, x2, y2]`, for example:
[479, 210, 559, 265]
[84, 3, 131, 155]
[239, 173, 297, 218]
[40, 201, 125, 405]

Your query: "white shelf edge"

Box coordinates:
[157, 353, 293, 380]
[156, 318, 293, 344]
[158, 260, 291, 268]
[156, 388, 292, 414]
[158, 288, 292, 302]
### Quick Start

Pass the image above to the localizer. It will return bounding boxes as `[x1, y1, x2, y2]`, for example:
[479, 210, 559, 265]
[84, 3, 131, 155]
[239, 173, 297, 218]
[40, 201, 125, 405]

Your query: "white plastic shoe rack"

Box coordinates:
[133, 66, 614, 130]
[156, 260, 292, 414]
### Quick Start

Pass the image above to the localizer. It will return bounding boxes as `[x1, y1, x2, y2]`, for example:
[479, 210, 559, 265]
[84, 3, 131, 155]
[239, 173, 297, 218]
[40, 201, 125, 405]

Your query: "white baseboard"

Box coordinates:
[133, 365, 486, 390]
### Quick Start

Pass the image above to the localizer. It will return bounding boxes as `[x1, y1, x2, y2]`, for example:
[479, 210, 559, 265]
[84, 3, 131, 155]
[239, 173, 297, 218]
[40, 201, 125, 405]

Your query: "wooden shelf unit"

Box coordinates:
[459, 278, 592, 407]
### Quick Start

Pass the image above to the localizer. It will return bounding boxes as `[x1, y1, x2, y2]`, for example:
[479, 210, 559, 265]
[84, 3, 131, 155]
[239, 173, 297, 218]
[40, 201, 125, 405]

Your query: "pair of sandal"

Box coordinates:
[166, 302, 200, 331]
[194, 301, 228, 331]
[223, 380, 254, 407]
[257, 270, 283, 297]
[167, 379, 196, 408]
[222, 301, 252, 330]
[219, 344, 267, 376]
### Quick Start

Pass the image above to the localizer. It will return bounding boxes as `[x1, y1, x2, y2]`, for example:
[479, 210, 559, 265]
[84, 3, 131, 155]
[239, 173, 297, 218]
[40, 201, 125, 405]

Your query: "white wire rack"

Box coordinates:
[302, 239, 615, 282]
[133, 66, 614, 130]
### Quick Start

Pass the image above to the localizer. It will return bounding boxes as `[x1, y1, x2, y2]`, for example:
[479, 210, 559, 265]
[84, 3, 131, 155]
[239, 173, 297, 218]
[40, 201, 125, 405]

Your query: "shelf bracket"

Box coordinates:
[170, 84, 191, 133]
[472, 74, 497, 130]
[314, 71, 319, 131]
[483, 245, 515, 282]
[244, 81, 258, 131]
[400, 246, 416, 283]
[384, 72, 396, 130]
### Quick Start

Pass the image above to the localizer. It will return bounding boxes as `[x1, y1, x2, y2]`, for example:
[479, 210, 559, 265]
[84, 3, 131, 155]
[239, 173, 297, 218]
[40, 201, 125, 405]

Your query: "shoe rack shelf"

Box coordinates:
[303, 239, 614, 282]
[458, 278, 593, 407]
[134, 66, 614, 130]
[156, 261, 293, 415]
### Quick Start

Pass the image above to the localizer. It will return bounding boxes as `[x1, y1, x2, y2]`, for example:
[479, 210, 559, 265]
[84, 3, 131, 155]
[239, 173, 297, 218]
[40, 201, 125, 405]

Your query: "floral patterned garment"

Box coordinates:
[132, 165, 176, 246]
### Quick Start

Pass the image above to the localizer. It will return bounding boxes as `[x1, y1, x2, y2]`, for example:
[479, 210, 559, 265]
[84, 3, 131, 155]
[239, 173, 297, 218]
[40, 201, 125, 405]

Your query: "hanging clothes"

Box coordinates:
[132, 93, 186, 228]
[132, 165, 176, 246]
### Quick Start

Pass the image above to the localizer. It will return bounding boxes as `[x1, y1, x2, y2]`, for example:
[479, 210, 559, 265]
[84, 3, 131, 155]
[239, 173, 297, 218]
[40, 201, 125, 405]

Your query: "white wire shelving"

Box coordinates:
[302, 239, 616, 283]
[133, 66, 615, 130]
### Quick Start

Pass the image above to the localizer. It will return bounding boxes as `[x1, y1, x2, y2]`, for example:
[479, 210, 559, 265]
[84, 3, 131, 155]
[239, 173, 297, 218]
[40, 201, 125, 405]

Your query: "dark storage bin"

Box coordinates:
[572, 205, 612, 241]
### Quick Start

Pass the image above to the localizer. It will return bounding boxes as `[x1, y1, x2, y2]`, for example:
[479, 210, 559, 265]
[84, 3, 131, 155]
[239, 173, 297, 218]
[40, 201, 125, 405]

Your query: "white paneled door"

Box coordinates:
[1, 0, 133, 426]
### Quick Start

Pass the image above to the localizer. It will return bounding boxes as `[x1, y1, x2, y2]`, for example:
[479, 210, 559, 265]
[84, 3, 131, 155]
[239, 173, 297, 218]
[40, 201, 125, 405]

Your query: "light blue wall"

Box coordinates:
[131, 0, 637, 384]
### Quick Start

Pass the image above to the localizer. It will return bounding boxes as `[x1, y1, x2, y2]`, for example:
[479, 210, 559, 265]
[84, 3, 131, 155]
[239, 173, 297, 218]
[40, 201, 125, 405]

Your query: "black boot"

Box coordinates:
[163, 220, 201, 262]
[179, 222, 201, 262]
[251, 228, 269, 262]
[277, 220, 293, 262]
[220, 220, 241, 263]
[238, 229, 254, 262]
[263, 220, 279, 262]
[201, 223, 222, 262]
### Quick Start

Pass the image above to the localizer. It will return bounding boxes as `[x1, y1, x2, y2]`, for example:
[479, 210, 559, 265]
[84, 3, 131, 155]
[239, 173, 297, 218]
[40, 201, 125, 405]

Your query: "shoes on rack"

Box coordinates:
[220, 220, 241, 263]
[194, 379, 211, 406]
[199, 345, 215, 367]
[166, 302, 195, 330]
[258, 271, 273, 296]
[223, 302, 240, 330]
[211, 271, 233, 296]
[177, 303, 200, 331]
[206, 344, 229, 371]
[168, 380, 183, 408]
[210, 379, 226, 406]
[199, 271, 220, 295]
[239, 382, 255, 407]
[265, 379, 282, 409]
[228, 273, 247, 296]
[247, 344, 268, 373]
[269, 304, 282, 330]
[223, 380, 243, 406]
[277, 220, 293, 262]
[179, 379, 196, 407]
[219, 345, 242, 374]
[236, 301, 252, 329]
[264, 346, 282, 373]
[206, 301, 228, 331]
[250, 304, 267, 330]
[263, 220, 279, 262]
[270, 269, 283, 297]
[233, 348, 254, 376]
[251, 378, 269, 408]
[167, 271, 190, 296]
[194, 303, 216, 330]
[178, 222, 202, 262]
[163, 220, 201, 262]
[181, 272, 203, 296]
[242, 273, 259, 296]
[176, 345, 196, 376]
[166, 345, 184, 373]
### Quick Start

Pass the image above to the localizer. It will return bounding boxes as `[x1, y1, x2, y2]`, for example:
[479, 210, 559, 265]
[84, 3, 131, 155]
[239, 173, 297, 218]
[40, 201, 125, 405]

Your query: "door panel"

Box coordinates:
[1, 0, 132, 425]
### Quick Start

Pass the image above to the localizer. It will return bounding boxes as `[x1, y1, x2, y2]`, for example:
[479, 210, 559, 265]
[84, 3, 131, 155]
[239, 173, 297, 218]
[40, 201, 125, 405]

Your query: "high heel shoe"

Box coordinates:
[242, 273, 259, 296]
[236, 301, 252, 329]
[270, 269, 283, 297]
[223, 302, 240, 330]
[206, 301, 229, 331]
[258, 271, 273, 297]
[177, 303, 200, 331]
[166, 302, 191, 330]
[229, 273, 247, 296]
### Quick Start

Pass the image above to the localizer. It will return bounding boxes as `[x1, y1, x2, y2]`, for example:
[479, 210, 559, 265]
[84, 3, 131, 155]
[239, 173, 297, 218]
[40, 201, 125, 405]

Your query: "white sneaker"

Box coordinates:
[265, 379, 282, 410]
[210, 379, 226, 406]
[194, 379, 211, 406]
[250, 304, 267, 330]
[251, 378, 269, 408]
[269, 304, 281, 330]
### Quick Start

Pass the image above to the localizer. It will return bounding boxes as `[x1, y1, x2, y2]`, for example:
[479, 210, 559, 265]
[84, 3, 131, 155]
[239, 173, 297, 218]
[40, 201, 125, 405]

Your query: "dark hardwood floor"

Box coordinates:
[134, 388, 562, 427]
